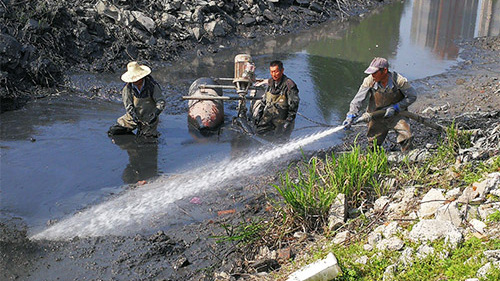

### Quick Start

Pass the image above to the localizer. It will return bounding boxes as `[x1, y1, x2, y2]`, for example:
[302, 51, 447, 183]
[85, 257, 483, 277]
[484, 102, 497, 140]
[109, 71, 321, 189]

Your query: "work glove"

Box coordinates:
[384, 104, 400, 118]
[342, 114, 356, 130]
[148, 108, 162, 125]
[359, 112, 372, 123]
[130, 110, 139, 123]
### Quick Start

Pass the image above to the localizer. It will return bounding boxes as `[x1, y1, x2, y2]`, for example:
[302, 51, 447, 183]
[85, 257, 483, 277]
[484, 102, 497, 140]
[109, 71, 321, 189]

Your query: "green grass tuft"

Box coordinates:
[274, 143, 390, 231]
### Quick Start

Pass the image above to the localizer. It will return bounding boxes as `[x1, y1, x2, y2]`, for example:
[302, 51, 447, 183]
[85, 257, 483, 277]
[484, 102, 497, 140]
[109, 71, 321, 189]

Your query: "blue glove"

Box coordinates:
[384, 104, 400, 118]
[342, 114, 356, 130]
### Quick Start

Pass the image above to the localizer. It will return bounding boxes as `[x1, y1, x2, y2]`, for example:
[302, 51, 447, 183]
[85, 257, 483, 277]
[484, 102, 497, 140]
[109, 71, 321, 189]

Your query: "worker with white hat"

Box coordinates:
[108, 61, 166, 138]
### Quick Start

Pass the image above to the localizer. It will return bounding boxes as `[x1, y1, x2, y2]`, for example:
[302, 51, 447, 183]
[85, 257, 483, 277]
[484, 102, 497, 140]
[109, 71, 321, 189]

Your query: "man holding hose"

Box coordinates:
[343, 57, 417, 152]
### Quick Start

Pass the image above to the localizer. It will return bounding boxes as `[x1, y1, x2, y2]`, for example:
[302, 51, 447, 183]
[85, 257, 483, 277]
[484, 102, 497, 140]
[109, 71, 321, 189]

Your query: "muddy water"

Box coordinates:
[1, 0, 499, 237]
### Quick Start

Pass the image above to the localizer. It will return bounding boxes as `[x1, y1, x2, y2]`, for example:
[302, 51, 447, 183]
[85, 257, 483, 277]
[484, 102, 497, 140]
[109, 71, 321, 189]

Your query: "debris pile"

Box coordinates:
[0, 0, 379, 112]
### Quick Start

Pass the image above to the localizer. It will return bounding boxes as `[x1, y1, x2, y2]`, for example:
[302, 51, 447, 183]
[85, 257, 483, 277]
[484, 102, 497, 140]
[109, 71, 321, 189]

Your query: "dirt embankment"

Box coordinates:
[413, 36, 500, 117]
[0, 0, 384, 112]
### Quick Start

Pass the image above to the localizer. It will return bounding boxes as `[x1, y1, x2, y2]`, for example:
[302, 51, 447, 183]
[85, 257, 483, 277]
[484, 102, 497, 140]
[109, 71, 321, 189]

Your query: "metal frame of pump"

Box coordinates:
[181, 54, 263, 122]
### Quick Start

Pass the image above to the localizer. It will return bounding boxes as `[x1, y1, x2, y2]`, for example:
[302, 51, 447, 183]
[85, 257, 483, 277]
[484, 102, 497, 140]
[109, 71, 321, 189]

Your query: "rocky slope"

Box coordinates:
[268, 36, 500, 280]
[0, 0, 382, 112]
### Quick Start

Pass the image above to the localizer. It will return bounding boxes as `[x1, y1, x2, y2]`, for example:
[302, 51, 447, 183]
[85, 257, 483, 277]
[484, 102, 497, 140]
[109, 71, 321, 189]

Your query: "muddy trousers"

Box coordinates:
[109, 113, 160, 137]
[367, 116, 412, 152]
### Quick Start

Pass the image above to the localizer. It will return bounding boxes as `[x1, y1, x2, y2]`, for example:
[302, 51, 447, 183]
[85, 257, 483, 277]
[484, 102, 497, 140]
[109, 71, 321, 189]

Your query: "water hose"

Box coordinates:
[354, 109, 446, 132]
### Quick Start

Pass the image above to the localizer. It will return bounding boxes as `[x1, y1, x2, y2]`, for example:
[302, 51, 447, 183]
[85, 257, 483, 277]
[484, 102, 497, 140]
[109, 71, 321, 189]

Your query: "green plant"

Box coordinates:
[323, 143, 390, 200]
[274, 143, 390, 231]
[426, 123, 472, 168]
[462, 156, 500, 184]
[392, 237, 498, 280]
[274, 157, 338, 230]
[484, 265, 500, 281]
[212, 218, 264, 245]
[487, 210, 500, 222]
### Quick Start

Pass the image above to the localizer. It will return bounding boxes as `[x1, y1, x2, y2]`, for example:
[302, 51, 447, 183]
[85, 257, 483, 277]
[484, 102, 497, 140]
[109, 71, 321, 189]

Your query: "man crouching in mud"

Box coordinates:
[254, 60, 300, 142]
[343, 57, 417, 152]
[108, 61, 166, 138]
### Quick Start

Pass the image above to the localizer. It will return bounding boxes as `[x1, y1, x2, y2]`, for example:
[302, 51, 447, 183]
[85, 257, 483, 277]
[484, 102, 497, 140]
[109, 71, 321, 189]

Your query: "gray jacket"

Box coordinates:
[347, 71, 416, 117]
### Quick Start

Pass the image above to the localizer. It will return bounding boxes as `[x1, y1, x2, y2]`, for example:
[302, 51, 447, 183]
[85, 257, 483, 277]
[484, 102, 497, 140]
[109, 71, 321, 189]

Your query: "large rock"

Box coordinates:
[204, 19, 229, 37]
[376, 237, 404, 251]
[374, 196, 390, 211]
[161, 13, 180, 27]
[328, 193, 347, 231]
[367, 231, 382, 246]
[477, 261, 500, 278]
[383, 221, 401, 239]
[241, 15, 257, 26]
[458, 172, 500, 203]
[409, 219, 463, 246]
[190, 27, 204, 41]
[418, 188, 445, 218]
[263, 9, 281, 23]
[332, 230, 349, 244]
[484, 249, 500, 262]
[0, 33, 22, 70]
[132, 11, 156, 33]
[96, 0, 120, 22]
[445, 188, 462, 200]
[470, 219, 487, 233]
[310, 2, 324, 14]
[415, 244, 434, 259]
[435, 201, 462, 227]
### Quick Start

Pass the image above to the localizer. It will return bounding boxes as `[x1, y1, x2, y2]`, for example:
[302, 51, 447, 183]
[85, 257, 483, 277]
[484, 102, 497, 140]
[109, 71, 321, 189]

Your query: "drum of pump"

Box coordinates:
[187, 77, 224, 133]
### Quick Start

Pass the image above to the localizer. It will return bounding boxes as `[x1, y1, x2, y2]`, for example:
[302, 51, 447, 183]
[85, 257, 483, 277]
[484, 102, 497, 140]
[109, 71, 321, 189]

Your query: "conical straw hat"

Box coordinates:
[121, 61, 151, 83]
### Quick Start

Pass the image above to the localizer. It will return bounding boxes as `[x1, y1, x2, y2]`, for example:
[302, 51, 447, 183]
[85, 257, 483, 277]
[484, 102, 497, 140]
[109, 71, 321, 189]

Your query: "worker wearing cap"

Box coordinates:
[343, 57, 417, 152]
[108, 61, 166, 138]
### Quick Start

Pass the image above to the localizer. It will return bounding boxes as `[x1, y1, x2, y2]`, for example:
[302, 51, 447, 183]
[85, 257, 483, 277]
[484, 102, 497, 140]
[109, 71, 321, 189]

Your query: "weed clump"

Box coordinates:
[273, 143, 389, 232]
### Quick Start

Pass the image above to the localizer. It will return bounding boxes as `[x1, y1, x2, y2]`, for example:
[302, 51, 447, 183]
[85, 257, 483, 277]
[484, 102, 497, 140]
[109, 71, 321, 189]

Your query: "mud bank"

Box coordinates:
[0, 0, 385, 112]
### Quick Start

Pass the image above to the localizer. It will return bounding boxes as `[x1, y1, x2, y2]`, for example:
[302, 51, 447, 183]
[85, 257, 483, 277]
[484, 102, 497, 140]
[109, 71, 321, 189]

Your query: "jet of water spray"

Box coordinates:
[31, 125, 345, 240]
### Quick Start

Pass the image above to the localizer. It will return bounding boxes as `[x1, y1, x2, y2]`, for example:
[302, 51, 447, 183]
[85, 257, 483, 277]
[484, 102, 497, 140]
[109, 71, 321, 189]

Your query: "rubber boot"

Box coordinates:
[108, 124, 133, 136]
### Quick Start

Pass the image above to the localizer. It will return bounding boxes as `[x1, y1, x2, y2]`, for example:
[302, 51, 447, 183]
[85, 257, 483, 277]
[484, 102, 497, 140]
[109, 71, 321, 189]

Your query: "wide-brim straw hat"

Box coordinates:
[121, 61, 151, 83]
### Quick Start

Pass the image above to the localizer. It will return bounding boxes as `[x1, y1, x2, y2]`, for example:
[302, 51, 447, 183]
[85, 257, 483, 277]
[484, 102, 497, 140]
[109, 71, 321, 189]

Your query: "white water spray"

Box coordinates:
[31, 125, 344, 240]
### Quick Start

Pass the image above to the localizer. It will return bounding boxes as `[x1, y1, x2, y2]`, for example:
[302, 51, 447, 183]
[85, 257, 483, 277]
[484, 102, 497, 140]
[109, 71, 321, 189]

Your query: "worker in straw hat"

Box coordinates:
[108, 61, 166, 138]
[342, 57, 417, 152]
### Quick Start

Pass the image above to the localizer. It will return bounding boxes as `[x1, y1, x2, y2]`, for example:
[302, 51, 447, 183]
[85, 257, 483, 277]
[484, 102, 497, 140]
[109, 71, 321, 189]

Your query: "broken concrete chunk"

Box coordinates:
[286, 252, 342, 281]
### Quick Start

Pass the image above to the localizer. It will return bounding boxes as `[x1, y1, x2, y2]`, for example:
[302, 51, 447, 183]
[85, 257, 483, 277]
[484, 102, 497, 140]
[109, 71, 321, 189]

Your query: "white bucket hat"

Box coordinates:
[121, 61, 151, 83]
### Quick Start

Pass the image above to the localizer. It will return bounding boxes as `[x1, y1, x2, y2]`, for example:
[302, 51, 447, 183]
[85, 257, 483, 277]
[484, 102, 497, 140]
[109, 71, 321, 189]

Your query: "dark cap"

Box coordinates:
[364, 57, 389, 74]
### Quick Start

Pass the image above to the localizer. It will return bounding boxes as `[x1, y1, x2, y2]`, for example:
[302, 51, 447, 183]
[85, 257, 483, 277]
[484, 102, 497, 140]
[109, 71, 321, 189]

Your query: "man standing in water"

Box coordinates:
[343, 57, 417, 152]
[254, 60, 300, 140]
[108, 61, 166, 138]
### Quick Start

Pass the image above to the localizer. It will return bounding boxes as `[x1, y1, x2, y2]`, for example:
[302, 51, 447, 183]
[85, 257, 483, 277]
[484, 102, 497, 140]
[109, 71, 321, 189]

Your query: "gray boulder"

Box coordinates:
[409, 219, 463, 246]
